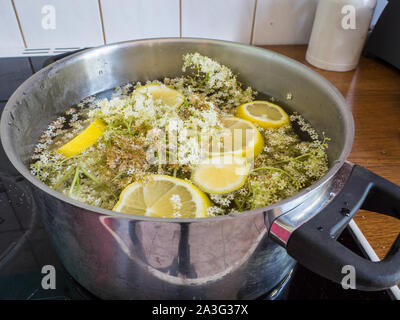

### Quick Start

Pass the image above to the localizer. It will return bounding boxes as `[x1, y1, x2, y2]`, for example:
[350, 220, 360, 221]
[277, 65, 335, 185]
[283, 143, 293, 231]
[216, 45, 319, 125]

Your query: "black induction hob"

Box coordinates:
[0, 55, 396, 300]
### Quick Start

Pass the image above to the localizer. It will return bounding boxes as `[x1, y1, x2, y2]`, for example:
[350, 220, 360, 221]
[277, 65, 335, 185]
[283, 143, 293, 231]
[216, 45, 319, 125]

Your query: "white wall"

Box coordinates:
[0, 0, 387, 57]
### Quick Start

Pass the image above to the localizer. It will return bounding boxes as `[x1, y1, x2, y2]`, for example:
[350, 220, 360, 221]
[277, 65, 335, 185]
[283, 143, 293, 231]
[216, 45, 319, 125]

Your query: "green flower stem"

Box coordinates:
[101, 185, 118, 200]
[165, 150, 178, 164]
[80, 166, 117, 200]
[250, 188, 257, 210]
[124, 118, 134, 135]
[199, 73, 210, 87]
[76, 171, 80, 192]
[251, 166, 300, 187]
[80, 166, 100, 184]
[111, 171, 123, 183]
[234, 198, 242, 211]
[59, 154, 85, 164]
[247, 180, 257, 210]
[293, 153, 313, 161]
[271, 152, 313, 165]
[69, 167, 80, 197]
[53, 167, 75, 189]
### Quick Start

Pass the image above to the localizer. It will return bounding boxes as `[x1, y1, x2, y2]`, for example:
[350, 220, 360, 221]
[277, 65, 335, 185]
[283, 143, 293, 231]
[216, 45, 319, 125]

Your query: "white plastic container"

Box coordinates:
[306, 0, 377, 72]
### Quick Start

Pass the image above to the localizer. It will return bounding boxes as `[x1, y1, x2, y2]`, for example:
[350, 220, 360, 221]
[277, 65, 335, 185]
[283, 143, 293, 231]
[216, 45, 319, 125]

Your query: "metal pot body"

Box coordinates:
[0, 39, 354, 299]
[36, 188, 297, 299]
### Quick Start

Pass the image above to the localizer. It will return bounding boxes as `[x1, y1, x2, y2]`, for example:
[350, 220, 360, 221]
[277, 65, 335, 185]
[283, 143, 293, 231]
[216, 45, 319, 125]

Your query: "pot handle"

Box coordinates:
[286, 164, 400, 291]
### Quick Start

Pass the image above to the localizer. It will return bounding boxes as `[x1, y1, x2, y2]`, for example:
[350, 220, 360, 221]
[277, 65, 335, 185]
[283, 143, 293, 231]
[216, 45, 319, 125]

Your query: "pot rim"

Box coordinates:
[0, 37, 355, 223]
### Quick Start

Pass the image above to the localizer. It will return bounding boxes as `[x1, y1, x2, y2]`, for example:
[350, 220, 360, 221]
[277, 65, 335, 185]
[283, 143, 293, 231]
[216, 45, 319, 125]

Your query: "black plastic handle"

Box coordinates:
[287, 165, 400, 291]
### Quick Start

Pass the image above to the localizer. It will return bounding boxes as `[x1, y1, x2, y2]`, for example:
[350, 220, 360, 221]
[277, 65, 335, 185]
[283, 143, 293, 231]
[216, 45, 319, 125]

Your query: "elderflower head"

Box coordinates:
[170, 194, 182, 218]
[127, 167, 135, 175]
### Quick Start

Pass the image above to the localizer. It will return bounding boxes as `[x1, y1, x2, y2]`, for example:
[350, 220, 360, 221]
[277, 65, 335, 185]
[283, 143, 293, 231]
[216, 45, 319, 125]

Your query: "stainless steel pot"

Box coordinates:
[1, 38, 399, 299]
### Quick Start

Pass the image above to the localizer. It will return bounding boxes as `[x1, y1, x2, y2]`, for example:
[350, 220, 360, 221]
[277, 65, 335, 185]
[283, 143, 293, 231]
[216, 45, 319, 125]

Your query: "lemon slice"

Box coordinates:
[57, 119, 106, 157]
[206, 117, 264, 160]
[133, 83, 185, 108]
[191, 155, 250, 194]
[113, 175, 210, 218]
[236, 100, 289, 128]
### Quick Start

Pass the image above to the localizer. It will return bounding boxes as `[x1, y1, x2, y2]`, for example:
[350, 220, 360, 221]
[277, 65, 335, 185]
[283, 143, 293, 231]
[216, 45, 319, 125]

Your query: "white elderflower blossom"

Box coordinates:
[206, 206, 224, 216]
[170, 194, 182, 209]
[170, 194, 182, 218]
[127, 167, 135, 175]
[65, 107, 76, 115]
[210, 194, 232, 207]
[29, 52, 329, 215]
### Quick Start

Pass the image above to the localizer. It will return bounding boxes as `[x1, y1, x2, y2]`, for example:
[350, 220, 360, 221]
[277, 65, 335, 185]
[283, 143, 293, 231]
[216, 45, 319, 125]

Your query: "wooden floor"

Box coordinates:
[260, 45, 400, 260]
